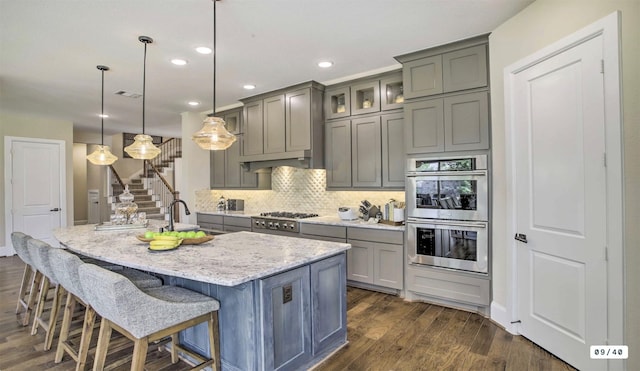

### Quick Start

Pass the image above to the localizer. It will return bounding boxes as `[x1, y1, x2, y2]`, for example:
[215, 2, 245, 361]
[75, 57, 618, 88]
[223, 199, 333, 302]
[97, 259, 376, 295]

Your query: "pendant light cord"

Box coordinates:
[142, 40, 147, 134]
[101, 68, 105, 146]
[209, 0, 217, 117]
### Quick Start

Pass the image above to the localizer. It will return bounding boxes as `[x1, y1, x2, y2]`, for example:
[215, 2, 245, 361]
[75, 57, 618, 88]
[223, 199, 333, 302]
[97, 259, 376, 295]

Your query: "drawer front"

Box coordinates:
[406, 265, 490, 306]
[198, 222, 224, 233]
[223, 225, 251, 233]
[197, 213, 224, 225]
[300, 223, 346, 240]
[347, 227, 403, 244]
[224, 216, 252, 228]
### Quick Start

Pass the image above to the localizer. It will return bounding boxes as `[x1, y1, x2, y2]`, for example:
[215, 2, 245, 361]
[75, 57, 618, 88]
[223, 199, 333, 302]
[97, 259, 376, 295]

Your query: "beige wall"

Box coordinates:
[489, 0, 639, 367]
[0, 111, 75, 246]
[73, 143, 88, 224]
[181, 111, 211, 225]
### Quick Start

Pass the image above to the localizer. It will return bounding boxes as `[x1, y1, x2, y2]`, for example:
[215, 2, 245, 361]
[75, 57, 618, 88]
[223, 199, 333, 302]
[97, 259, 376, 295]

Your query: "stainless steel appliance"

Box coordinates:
[251, 212, 319, 236]
[406, 154, 489, 274]
[407, 218, 488, 273]
[406, 154, 488, 221]
[227, 199, 244, 211]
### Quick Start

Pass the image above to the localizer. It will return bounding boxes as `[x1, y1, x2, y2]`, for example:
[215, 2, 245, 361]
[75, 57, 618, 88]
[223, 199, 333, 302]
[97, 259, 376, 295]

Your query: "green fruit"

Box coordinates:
[178, 232, 187, 238]
[144, 231, 154, 239]
[195, 231, 206, 238]
[186, 231, 197, 239]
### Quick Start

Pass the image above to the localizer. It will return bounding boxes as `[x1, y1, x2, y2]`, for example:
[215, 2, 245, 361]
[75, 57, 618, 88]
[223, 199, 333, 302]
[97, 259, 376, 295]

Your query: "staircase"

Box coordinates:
[109, 138, 182, 222]
[111, 179, 164, 220]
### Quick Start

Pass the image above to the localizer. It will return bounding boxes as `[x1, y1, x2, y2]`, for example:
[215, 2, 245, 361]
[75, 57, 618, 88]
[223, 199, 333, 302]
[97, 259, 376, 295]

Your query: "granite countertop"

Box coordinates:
[53, 224, 350, 287]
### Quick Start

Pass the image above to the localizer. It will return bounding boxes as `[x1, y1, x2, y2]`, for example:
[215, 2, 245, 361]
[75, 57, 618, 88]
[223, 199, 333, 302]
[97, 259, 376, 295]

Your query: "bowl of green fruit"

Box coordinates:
[137, 230, 213, 245]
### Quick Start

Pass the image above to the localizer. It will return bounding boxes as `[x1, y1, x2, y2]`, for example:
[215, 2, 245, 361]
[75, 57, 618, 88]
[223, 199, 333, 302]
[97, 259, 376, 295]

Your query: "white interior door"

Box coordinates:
[6, 138, 65, 251]
[512, 35, 607, 370]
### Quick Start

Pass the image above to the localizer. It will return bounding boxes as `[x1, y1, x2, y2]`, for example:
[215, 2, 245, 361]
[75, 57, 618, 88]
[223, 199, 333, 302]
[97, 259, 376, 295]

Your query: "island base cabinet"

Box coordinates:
[311, 254, 347, 355]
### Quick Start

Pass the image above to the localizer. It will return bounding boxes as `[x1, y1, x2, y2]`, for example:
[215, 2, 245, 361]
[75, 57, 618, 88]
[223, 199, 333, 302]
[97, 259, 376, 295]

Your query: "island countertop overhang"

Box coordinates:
[53, 224, 350, 287]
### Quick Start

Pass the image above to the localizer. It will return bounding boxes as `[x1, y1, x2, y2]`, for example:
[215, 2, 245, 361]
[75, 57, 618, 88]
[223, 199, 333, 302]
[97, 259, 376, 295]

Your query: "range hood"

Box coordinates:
[240, 150, 320, 172]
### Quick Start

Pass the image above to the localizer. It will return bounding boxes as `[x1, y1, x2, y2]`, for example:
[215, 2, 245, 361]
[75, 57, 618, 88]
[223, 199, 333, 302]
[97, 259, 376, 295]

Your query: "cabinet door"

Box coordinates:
[380, 73, 404, 111]
[243, 100, 264, 156]
[381, 113, 405, 188]
[442, 45, 488, 93]
[404, 98, 444, 154]
[350, 80, 381, 116]
[210, 150, 225, 188]
[263, 94, 286, 154]
[324, 86, 350, 120]
[346, 241, 374, 284]
[259, 266, 311, 370]
[444, 91, 489, 151]
[351, 116, 382, 187]
[373, 243, 404, 290]
[402, 55, 443, 99]
[286, 88, 311, 152]
[310, 254, 347, 356]
[224, 141, 241, 188]
[325, 120, 352, 188]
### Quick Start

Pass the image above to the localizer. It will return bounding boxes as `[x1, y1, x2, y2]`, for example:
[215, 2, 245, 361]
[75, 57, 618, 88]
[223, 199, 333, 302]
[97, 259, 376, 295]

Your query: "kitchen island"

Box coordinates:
[53, 224, 350, 371]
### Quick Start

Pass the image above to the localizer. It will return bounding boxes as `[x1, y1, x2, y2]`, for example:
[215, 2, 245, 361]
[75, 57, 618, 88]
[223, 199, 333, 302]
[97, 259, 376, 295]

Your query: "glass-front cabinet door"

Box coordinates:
[350, 80, 380, 115]
[381, 73, 404, 111]
[325, 86, 351, 120]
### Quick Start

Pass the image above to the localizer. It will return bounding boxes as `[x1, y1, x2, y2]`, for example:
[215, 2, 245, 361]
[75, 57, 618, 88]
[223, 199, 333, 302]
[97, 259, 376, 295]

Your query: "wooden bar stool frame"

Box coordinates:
[11, 232, 42, 326]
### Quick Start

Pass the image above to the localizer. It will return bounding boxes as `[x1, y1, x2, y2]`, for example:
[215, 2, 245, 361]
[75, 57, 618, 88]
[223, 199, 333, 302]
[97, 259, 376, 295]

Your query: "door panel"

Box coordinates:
[513, 35, 606, 370]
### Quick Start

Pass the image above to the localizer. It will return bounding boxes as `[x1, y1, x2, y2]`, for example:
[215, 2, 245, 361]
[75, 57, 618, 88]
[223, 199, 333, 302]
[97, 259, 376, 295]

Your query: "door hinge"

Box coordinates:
[601, 59, 604, 74]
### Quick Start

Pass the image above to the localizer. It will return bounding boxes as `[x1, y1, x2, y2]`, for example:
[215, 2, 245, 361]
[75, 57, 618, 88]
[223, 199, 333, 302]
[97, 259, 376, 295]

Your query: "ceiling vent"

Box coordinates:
[114, 90, 142, 99]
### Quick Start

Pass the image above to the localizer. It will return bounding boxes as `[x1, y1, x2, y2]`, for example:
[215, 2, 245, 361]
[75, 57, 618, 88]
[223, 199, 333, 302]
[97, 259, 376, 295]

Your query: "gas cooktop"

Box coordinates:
[258, 212, 319, 219]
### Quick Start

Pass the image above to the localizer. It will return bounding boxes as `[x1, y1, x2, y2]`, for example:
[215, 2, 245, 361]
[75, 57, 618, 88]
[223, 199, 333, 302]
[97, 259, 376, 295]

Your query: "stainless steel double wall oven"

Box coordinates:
[406, 154, 489, 274]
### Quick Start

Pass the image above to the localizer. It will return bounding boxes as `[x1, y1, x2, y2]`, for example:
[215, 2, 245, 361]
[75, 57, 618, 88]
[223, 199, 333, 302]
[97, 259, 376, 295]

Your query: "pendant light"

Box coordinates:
[87, 65, 118, 165]
[124, 36, 161, 160]
[192, 0, 237, 150]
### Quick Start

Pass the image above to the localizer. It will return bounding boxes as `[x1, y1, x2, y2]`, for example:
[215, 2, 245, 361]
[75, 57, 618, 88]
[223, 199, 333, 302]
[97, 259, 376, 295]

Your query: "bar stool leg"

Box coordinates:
[131, 338, 149, 371]
[44, 284, 65, 350]
[170, 333, 179, 364]
[76, 307, 97, 371]
[31, 277, 50, 335]
[16, 265, 33, 313]
[208, 311, 221, 371]
[22, 271, 42, 326]
[93, 317, 112, 371]
[55, 293, 77, 363]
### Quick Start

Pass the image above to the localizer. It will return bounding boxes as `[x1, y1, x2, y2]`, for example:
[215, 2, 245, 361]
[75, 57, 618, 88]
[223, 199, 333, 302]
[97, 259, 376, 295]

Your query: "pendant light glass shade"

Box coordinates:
[191, 0, 237, 151]
[192, 116, 237, 150]
[87, 65, 118, 166]
[124, 36, 161, 160]
[124, 134, 162, 159]
[88, 145, 118, 165]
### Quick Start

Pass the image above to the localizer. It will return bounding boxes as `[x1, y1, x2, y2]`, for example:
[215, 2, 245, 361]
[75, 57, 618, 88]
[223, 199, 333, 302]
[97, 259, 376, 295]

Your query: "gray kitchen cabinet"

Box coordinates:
[351, 116, 382, 188]
[243, 100, 264, 156]
[380, 72, 404, 111]
[197, 213, 252, 233]
[223, 215, 252, 232]
[258, 265, 312, 370]
[196, 213, 224, 234]
[401, 54, 443, 99]
[210, 109, 267, 189]
[324, 86, 350, 120]
[406, 264, 490, 307]
[240, 82, 325, 170]
[442, 44, 488, 93]
[350, 80, 380, 116]
[263, 94, 286, 154]
[404, 91, 489, 154]
[395, 36, 488, 99]
[404, 98, 445, 154]
[310, 254, 347, 356]
[444, 91, 489, 151]
[381, 112, 405, 188]
[325, 120, 352, 188]
[346, 228, 404, 291]
[300, 223, 346, 243]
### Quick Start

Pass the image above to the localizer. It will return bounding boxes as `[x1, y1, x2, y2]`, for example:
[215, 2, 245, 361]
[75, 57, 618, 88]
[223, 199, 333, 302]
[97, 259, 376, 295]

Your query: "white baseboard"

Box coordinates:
[0, 245, 15, 257]
[490, 301, 518, 334]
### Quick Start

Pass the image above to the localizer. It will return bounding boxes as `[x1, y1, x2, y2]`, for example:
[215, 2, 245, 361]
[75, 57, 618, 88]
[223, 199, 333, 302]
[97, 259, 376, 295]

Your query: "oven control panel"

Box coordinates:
[251, 217, 300, 233]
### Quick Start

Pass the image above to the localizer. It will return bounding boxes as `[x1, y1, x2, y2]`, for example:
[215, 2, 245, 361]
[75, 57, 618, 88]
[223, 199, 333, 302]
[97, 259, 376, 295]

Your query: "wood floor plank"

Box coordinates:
[0, 255, 577, 371]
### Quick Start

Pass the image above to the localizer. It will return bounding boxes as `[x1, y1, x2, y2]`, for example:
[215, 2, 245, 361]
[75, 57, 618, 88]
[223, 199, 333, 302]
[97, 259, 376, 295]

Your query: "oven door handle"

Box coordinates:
[406, 170, 487, 177]
[407, 218, 487, 229]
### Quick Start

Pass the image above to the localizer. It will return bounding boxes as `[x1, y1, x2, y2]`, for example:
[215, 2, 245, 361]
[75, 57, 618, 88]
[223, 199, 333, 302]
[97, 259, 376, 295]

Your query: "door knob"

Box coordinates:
[514, 233, 528, 243]
[50, 207, 61, 212]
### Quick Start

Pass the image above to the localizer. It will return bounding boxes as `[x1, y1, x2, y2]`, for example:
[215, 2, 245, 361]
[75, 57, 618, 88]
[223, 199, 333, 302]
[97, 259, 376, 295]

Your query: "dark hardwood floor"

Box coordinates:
[0, 255, 575, 370]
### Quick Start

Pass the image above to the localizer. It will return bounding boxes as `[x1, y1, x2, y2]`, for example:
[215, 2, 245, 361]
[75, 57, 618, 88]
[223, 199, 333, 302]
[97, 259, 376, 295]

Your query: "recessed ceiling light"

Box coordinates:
[188, 101, 200, 106]
[98, 114, 109, 118]
[171, 59, 188, 66]
[243, 84, 256, 90]
[196, 47, 212, 54]
[318, 61, 333, 68]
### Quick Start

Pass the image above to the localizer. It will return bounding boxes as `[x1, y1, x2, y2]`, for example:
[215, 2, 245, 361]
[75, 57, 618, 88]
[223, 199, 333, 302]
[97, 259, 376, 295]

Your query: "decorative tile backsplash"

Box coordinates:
[195, 166, 405, 216]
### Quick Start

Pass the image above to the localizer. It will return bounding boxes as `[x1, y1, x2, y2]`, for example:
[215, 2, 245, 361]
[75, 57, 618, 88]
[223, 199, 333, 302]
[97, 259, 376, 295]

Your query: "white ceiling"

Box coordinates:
[0, 0, 533, 139]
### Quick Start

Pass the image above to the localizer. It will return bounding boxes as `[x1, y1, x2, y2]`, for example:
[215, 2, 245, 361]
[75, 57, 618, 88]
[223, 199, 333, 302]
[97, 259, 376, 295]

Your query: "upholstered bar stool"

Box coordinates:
[11, 231, 42, 326]
[27, 238, 66, 351]
[78, 264, 221, 371]
[47, 250, 163, 371]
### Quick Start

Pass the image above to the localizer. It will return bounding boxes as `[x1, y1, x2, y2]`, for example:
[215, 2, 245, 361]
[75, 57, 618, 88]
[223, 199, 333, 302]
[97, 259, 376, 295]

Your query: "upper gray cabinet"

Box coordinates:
[351, 116, 382, 188]
[239, 81, 325, 170]
[350, 80, 381, 116]
[325, 86, 351, 120]
[325, 120, 352, 188]
[395, 35, 489, 99]
[381, 112, 405, 187]
[380, 73, 404, 111]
